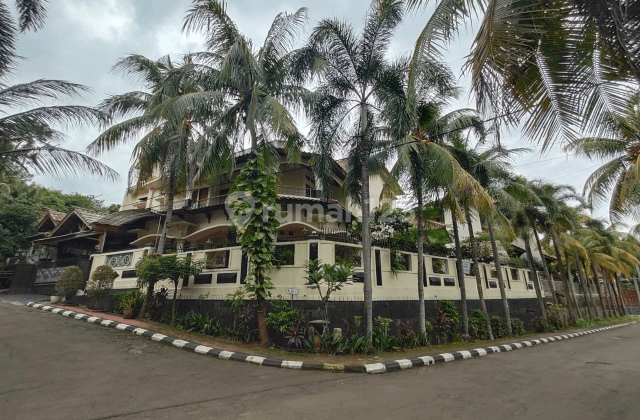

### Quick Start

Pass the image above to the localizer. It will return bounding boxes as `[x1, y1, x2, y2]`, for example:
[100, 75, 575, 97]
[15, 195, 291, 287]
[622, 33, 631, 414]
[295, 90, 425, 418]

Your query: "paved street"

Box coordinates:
[2, 301, 639, 420]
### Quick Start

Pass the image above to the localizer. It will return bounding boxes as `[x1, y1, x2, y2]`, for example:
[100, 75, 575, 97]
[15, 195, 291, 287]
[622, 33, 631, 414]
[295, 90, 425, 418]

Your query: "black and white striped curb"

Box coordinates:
[26, 303, 358, 372]
[364, 321, 636, 374]
[25, 303, 635, 374]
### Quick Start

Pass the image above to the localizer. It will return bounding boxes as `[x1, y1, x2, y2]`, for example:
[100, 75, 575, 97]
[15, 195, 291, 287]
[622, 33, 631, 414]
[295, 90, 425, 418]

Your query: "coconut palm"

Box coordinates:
[565, 93, 640, 222]
[290, 0, 405, 338]
[0, 0, 48, 74]
[407, 0, 639, 149]
[0, 1, 116, 181]
[444, 138, 523, 335]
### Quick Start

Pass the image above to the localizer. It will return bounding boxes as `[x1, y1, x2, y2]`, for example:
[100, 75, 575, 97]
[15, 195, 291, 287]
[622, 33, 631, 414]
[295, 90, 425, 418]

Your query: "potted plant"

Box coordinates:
[54, 266, 84, 304]
[122, 291, 140, 319]
[85, 265, 118, 311]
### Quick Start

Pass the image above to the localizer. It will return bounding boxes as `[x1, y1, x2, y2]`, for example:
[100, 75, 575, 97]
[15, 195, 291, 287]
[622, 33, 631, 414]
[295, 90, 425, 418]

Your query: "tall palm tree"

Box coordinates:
[565, 93, 640, 222]
[407, 0, 639, 150]
[291, 0, 405, 338]
[533, 182, 581, 322]
[182, 1, 309, 158]
[445, 138, 522, 335]
[383, 60, 487, 336]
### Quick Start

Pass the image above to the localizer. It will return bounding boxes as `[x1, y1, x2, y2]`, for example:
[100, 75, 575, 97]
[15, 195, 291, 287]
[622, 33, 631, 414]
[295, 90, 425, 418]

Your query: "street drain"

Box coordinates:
[586, 361, 612, 365]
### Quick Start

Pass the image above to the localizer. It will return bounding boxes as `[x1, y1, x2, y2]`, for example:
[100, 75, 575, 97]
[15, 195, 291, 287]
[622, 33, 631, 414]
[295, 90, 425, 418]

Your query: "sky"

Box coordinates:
[11, 0, 609, 219]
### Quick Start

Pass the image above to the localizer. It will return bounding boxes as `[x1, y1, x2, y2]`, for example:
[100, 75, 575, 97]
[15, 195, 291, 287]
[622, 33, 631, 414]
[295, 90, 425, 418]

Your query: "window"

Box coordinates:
[392, 252, 411, 271]
[444, 278, 456, 287]
[488, 281, 498, 288]
[193, 274, 213, 284]
[274, 244, 295, 267]
[432, 258, 448, 274]
[206, 250, 230, 269]
[510, 268, 520, 280]
[490, 268, 498, 278]
[429, 277, 442, 286]
[335, 245, 362, 267]
[216, 273, 237, 284]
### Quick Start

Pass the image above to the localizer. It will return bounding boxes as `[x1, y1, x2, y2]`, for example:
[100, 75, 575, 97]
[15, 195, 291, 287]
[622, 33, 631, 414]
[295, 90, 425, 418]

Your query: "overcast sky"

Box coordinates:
[12, 0, 608, 219]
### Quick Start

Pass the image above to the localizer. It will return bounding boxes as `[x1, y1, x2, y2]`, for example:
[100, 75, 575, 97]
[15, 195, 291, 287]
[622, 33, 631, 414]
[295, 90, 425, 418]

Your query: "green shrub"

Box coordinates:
[469, 310, 489, 340]
[113, 290, 143, 314]
[439, 300, 460, 331]
[490, 316, 509, 339]
[511, 318, 525, 336]
[86, 265, 117, 307]
[55, 266, 84, 297]
[530, 316, 548, 333]
[266, 297, 300, 333]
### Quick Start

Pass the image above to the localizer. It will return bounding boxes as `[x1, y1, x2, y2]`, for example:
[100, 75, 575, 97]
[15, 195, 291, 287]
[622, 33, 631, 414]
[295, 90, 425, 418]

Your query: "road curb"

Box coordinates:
[25, 302, 635, 374]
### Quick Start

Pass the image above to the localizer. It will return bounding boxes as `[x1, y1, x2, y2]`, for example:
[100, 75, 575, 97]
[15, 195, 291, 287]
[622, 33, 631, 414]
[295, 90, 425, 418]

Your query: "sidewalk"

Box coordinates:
[0, 294, 49, 306]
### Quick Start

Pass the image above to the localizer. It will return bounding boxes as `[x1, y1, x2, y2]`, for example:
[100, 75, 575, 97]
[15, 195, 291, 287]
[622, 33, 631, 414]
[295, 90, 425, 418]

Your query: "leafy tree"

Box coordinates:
[55, 266, 83, 298]
[86, 265, 118, 309]
[305, 259, 354, 334]
[228, 152, 280, 346]
[0, 200, 39, 260]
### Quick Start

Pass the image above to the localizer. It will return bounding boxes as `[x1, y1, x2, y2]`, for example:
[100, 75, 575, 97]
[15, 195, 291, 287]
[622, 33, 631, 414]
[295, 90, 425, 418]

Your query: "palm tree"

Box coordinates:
[182, 1, 309, 158]
[383, 61, 486, 336]
[0, 0, 47, 74]
[291, 0, 405, 338]
[445, 139, 523, 335]
[407, 0, 639, 149]
[565, 93, 640, 222]
[0, 1, 116, 181]
[183, 1, 312, 346]
[535, 183, 582, 322]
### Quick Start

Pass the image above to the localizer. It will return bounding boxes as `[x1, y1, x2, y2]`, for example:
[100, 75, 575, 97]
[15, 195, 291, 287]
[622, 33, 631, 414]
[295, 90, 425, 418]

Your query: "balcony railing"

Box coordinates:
[277, 186, 323, 199]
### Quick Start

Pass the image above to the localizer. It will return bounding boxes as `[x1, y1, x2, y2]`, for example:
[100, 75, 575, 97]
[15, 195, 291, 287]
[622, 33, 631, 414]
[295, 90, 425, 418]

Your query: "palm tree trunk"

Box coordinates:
[580, 259, 597, 317]
[574, 255, 593, 319]
[550, 229, 576, 323]
[591, 262, 608, 318]
[415, 186, 426, 335]
[466, 208, 493, 340]
[633, 266, 640, 311]
[452, 215, 469, 336]
[487, 220, 511, 335]
[533, 224, 558, 303]
[156, 174, 176, 255]
[564, 253, 582, 318]
[614, 273, 626, 315]
[604, 272, 620, 316]
[360, 136, 373, 341]
[171, 282, 178, 326]
[525, 239, 546, 319]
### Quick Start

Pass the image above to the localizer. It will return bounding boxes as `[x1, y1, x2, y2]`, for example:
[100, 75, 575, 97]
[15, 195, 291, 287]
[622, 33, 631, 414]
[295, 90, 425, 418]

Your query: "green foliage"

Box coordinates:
[439, 300, 461, 331]
[272, 245, 295, 268]
[55, 266, 84, 297]
[469, 310, 489, 340]
[86, 265, 117, 305]
[0, 200, 39, 260]
[228, 153, 279, 303]
[146, 287, 169, 322]
[266, 297, 300, 333]
[490, 316, 509, 339]
[113, 290, 143, 314]
[373, 316, 399, 351]
[305, 259, 354, 327]
[511, 318, 526, 336]
[175, 310, 219, 335]
[530, 316, 549, 333]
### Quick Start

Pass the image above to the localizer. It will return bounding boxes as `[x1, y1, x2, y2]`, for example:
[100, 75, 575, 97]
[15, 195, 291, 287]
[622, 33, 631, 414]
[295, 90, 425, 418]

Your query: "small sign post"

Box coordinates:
[462, 260, 472, 276]
[286, 288, 300, 304]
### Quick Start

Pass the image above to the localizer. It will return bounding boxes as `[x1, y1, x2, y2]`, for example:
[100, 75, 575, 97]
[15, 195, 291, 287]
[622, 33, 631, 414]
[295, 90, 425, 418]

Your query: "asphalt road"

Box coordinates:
[2, 302, 639, 420]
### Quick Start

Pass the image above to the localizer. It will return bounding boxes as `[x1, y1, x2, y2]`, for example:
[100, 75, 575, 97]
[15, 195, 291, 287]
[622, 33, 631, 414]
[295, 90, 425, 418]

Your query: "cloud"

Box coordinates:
[61, 0, 137, 44]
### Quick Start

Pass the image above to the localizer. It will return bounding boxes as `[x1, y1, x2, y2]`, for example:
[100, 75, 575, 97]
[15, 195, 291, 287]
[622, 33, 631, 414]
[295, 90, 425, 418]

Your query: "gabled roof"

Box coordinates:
[33, 208, 69, 234]
[47, 206, 108, 237]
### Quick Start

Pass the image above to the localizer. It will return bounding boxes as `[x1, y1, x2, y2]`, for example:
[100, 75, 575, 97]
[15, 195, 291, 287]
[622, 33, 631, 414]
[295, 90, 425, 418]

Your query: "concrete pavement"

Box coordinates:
[2, 302, 639, 420]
